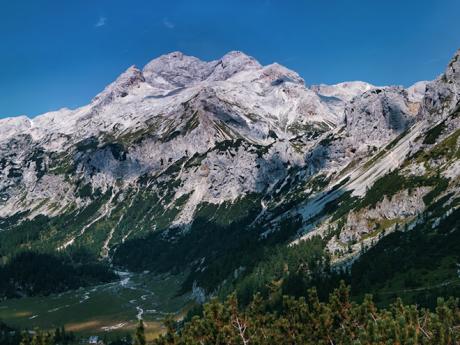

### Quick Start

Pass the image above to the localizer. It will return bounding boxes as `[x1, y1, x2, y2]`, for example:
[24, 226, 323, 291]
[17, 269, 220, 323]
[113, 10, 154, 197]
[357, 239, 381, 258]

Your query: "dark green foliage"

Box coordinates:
[113, 216, 264, 293]
[356, 170, 449, 210]
[17, 327, 78, 345]
[0, 250, 116, 298]
[0, 321, 21, 345]
[76, 183, 93, 198]
[323, 190, 358, 221]
[6, 168, 22, 178]
[419, 128, 460, 162]
[154, 283, 460, 345]
[422, 176, 449, 205]
[0, 215, 51, 257]
[358, 170, 408, 208]
[0, 190, 113, 258]
[105, 143, 127, 161]
[261, 171, 332, 221]
[106, 337, 133, 345]
[385, 128, 410, 150]
[75, 137, 99, 152]
[350, 205, 460, 307]
[134, 320, 146, 345]
[226, 236, 333, 307]
[0, 211, 29, 232]
[113, 195, 309, 293]
[424, 121, 446, 144]
[29, 149, 46, 180]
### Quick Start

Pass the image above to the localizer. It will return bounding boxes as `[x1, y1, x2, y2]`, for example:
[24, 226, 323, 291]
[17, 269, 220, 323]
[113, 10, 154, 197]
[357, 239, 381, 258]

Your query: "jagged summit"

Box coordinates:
[92, 65, 145, 106]
[259, 63, 305, 85]
[446, 48, 460, 80]
[419, 49, 460, 121]
[207, 50, 262, 81]
[0, 51, 380, 135]
[143, 51, 216, 89]
[0, 50, 356, 147]
[142, 50, 262, 89]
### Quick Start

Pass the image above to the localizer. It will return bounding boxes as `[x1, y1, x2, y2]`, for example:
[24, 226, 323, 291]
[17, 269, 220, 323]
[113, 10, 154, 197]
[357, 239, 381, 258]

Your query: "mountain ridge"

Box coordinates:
[0, 49, 459, 299]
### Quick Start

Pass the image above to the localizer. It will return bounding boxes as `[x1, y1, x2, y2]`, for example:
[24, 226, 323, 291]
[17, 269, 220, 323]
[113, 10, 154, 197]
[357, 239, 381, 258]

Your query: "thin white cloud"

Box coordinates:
[95, 16, 107, 28]
[163, 18, 175, 29]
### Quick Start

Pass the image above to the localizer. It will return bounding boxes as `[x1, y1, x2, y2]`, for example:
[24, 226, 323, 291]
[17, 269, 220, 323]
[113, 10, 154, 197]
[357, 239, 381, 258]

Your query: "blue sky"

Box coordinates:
[1, 0, 459, 118]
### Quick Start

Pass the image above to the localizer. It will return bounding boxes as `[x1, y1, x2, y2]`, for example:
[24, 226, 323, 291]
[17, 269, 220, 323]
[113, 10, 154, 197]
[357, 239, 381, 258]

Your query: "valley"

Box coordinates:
[0, 271, 190, 339]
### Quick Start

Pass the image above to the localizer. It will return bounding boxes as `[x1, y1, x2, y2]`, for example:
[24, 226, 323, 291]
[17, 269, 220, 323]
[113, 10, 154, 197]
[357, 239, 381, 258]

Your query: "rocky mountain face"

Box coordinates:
[0, 51, 341, 223]
[0, 49, 459, 293]
[420, 49, 460, 122]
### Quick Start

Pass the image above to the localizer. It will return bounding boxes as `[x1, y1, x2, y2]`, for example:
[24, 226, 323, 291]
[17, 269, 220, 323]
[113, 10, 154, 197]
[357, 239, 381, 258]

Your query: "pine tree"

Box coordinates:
[54, 328, 61, 343]
[133, 320, 146, 345]
[19, 332, 31, 345]
[30, 330, 45, 345]
[152, 283, 460, 345]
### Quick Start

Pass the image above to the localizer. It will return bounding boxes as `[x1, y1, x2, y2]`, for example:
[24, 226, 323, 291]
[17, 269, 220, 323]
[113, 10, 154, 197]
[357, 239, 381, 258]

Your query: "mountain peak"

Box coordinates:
[446, 48, 460, 80]
[261, 63, 304, 85]
[162, 51, 186, 59]
[221, 50, 251, 60]
[208, 51, 261, 81]
[140, 51, 264, 88]
[419, 48, 460, 121]
[142, 51, 215, 89]
[92, 65, 145, 106]
[219, 50, 259, 66]
[117, 65, 144, 84]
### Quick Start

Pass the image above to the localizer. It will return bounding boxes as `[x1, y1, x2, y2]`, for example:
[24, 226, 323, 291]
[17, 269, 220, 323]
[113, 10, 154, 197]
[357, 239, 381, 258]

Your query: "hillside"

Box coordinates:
[0, 48, 458, 308]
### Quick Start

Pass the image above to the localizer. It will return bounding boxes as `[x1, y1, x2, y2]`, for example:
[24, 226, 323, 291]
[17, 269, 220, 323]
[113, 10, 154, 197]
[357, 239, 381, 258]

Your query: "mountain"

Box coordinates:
[0, 51, 338, 237]
[0, 49, 459, 300]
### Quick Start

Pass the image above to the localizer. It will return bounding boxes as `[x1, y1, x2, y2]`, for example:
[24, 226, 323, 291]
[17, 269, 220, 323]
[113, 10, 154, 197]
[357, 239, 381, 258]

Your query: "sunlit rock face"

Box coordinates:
[2, 49, 453, 261]
[419, 49, 460, 122]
